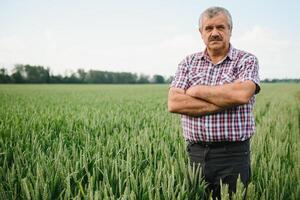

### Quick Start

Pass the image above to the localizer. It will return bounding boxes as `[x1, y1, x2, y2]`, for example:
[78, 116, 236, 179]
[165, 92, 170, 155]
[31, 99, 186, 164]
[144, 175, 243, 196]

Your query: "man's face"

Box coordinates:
[200, 13, 231, 52]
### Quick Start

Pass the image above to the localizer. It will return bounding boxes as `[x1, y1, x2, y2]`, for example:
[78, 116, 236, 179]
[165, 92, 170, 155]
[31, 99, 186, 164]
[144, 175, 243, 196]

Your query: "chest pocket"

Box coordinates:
[219, 73, 236, 85]
[188, 71, 206, 87]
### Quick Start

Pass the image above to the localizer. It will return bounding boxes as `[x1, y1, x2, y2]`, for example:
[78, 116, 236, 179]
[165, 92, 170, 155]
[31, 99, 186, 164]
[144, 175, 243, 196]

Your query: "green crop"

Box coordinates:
[0, 83, 299, 199]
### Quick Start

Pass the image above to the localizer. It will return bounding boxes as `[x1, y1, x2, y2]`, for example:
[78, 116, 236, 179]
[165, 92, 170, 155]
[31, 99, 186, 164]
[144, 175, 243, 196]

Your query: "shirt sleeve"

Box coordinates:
[237, 55, 260, 94]
[170, 59, 189, 90]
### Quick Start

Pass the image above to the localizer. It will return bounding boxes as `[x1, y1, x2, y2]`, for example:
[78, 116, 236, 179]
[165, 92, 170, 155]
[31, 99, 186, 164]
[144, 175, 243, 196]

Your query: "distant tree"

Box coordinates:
[137, 74, 150, 83]
[86, 70, 105, 83]
[23, 65, 50, 83]
[66, 72, 80, 83]
[11, 64, 26, 83]
[1, 64, 249, 84]
[166, 76, 174, 84]
[105, 71, 114, 83]
[118, 72, 137, 83]
[152, 74, 165, 84]
[77, 69, 87, 83]
[50, 74, 64, 83]
[0, 68, 11, 83]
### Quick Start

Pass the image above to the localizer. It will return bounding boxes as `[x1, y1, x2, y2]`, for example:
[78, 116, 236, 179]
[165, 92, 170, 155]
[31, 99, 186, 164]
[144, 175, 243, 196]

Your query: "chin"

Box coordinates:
[209, 45, 222, 50]
[209, 43, 226, 50]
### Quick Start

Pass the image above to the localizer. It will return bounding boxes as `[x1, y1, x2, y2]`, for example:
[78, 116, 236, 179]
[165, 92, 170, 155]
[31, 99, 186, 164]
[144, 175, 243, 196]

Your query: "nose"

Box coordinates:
[211, 27, 220, 36]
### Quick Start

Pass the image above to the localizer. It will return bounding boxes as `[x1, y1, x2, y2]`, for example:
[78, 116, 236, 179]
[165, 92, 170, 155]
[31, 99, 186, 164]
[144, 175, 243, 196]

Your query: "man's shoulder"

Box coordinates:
[179, 51, 204, 66]
[232, 47, 258, 62]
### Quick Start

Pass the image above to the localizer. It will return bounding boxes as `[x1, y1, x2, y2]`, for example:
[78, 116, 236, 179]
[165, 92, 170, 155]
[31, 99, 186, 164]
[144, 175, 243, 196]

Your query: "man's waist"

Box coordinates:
[187, 139, 250, 148]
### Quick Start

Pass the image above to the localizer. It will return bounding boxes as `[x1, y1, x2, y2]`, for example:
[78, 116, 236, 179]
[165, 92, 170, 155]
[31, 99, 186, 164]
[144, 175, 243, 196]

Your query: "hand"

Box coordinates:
[234, 79, 243, 84]
[186, 85, 202, 97]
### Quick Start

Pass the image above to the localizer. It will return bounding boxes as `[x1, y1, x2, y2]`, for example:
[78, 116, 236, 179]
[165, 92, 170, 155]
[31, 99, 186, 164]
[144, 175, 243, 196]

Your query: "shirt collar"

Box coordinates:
[227, 44, 237, 60]
[197, 43, 237, 61]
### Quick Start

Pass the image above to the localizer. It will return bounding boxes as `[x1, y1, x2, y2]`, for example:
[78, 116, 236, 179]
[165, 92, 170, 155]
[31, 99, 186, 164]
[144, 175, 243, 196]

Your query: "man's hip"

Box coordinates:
[186, 139, 251, 199]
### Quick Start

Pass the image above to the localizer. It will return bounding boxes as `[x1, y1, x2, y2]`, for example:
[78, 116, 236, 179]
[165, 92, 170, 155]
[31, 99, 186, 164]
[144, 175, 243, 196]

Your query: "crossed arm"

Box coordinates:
[168, 87, 223, 117]
[168, 80, 257, 117]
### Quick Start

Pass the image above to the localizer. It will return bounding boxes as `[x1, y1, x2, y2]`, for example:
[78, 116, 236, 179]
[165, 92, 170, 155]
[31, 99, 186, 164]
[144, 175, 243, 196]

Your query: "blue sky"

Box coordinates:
[0, 0, 299, 79]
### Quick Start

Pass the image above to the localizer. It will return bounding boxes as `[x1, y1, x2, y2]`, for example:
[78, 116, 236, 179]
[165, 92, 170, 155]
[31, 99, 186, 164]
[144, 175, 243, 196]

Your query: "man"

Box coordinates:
[168, 6, 260, 200]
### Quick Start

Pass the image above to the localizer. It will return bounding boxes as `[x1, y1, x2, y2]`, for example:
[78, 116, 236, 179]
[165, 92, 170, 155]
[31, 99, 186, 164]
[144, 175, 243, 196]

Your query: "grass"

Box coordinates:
[0, 83, 299, 199]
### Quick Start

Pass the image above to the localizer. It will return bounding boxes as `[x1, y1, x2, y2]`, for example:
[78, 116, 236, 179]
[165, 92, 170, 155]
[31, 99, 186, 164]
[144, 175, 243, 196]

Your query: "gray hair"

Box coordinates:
[198, 7, 233, 31]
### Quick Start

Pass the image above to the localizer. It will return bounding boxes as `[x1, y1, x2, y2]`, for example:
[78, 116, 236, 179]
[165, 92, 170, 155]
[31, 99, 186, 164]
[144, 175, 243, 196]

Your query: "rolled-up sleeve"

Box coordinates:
[170, 59, 189, 90]
[237, 55, 260, 94]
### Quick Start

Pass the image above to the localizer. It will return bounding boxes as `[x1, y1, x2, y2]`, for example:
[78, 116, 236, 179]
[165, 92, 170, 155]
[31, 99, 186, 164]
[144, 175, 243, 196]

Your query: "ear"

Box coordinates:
[228, 25, 232, 36]
[199, 28, 204, 39]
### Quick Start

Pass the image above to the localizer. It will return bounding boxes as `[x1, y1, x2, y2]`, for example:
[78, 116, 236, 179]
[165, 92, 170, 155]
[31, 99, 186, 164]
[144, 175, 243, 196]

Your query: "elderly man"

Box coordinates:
[168, 6, 260, 199]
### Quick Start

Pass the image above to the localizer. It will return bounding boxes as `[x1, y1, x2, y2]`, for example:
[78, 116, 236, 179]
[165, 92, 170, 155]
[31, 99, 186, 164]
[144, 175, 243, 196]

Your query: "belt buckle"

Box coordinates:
[197, 141, 210, 147]
[204, 141, 213, 147]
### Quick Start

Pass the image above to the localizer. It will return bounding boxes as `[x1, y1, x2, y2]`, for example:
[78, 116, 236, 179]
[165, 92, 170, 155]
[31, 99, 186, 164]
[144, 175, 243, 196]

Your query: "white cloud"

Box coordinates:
[97, 33, 203, 76]
[232, 26, 300, 79]
[0, 35, 26, 65]
[0, 30, 58, 71]
[0, 26, 299, 79]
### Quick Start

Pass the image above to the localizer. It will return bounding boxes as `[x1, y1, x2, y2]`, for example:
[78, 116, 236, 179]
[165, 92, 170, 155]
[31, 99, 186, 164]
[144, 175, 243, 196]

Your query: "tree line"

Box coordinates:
[0, 64, 173, 84]
[0, 64, 299, 84]
[261, 78, 300, 83]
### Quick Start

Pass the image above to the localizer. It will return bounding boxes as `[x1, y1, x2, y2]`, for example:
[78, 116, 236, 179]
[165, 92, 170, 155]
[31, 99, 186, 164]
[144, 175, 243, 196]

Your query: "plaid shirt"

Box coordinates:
[171, 45, 260, 142]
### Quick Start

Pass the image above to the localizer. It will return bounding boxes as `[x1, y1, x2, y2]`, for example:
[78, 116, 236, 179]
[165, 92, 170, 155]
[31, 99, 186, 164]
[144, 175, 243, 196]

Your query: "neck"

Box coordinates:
[207, 45, 229, 64]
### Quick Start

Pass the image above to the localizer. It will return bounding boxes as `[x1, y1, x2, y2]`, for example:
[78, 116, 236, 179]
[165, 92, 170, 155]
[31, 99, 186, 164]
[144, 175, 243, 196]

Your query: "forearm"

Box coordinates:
[168, 88, 224, 116]
[186, 81, 256, 107]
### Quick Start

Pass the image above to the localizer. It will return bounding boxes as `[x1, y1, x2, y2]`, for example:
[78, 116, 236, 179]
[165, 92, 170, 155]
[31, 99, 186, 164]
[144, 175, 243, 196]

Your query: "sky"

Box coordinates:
[0, 0, 299, 79]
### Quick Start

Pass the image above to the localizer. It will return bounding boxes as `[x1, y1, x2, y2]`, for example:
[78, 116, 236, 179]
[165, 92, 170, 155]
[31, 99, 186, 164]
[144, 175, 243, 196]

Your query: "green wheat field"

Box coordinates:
[0, 83, 299, 200]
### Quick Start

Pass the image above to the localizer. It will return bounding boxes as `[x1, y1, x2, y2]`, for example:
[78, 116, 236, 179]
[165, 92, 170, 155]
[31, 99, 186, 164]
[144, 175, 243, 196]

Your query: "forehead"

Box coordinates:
[202, 13, 229, 27]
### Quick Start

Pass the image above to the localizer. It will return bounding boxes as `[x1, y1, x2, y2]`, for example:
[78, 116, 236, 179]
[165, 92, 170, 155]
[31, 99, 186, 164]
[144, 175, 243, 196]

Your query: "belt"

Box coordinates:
[187, 139, 249, 148]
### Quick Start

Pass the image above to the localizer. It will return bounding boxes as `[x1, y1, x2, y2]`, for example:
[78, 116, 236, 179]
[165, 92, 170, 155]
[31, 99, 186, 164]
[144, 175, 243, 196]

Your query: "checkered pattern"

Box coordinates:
[171, 45, 260, 142]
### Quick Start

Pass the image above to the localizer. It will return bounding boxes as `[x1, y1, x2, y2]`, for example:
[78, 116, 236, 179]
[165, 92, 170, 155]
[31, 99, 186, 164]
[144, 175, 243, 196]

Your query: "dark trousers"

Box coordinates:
[186, 139, 251, 200]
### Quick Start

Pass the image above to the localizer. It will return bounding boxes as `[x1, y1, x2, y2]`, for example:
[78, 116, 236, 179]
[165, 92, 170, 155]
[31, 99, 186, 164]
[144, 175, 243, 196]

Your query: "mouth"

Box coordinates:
[210, 41, 221, 44]
[209, 38, 223, 43]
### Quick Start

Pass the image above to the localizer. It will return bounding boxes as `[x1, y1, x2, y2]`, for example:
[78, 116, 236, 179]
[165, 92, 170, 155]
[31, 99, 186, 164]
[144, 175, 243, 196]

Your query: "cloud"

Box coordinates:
[0, 25, 299, 79]
[232, 26, 300, 79]
[0, 35, 25, 65]
[0, 30, 58, 71]
[79, 33, 203, 77]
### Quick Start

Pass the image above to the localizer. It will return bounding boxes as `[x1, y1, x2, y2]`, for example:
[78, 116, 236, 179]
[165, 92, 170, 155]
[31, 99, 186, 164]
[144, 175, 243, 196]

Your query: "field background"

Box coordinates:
[0, 83, 299, 199]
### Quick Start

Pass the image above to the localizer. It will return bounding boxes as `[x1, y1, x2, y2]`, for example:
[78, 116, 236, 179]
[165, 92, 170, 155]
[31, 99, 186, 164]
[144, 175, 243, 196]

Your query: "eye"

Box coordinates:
[216, 25, 226, 30]
[204, 26, 213, 31]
